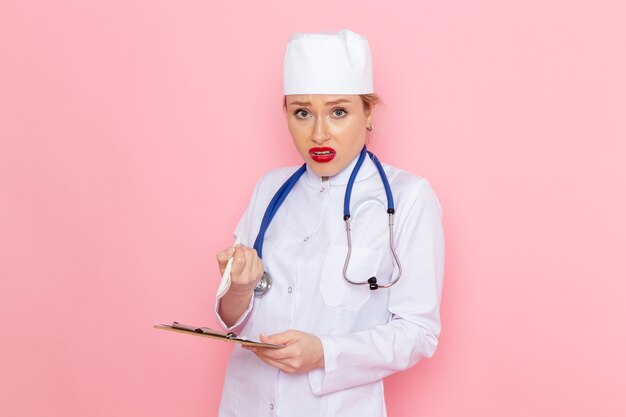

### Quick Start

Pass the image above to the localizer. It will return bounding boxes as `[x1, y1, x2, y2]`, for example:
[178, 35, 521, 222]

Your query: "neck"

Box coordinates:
[322, 176, 329, 182]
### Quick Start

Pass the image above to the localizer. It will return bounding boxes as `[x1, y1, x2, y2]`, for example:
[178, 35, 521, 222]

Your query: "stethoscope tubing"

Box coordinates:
[253, 145, 402, 296]
[253, 164, 306, 259]
[342, 147, 401, 290]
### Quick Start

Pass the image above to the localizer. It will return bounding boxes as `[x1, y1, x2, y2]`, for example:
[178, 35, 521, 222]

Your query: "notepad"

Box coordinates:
[153, 322, 284, 349]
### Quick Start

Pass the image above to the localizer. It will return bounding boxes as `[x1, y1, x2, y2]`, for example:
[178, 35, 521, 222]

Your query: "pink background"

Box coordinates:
[1, 1, 625, 416]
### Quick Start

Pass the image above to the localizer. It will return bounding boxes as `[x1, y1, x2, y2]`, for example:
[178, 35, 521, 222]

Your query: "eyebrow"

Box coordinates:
[288, 99, 352, 106]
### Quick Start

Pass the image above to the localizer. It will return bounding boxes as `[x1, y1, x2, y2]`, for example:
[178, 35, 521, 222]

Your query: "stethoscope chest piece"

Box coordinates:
[254, 271, 272, 297]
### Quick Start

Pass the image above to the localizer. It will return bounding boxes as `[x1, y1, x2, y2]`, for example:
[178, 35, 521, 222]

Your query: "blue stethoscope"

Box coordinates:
[252, 145, 403, 297]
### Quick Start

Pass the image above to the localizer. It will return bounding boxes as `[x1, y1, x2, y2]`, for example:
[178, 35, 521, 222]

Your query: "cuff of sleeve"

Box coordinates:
[214, 293, 254, 335]
[307, 335, 338, 396]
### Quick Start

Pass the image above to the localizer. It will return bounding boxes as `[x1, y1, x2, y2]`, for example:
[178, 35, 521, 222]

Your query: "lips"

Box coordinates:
[309, 147, 336, 163]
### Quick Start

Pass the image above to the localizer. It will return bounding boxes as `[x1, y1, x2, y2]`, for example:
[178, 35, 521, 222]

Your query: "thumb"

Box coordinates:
[260, 331, 294, 345]
[259, 332, 273, 343]
[217, 246, 236, 263]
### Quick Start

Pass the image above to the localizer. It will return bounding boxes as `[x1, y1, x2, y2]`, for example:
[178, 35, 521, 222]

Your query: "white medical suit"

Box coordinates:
[215, 153, 444, 416]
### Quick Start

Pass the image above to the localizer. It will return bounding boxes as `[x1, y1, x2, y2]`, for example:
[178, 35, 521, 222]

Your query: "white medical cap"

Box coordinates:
[283, 29, 374, 95]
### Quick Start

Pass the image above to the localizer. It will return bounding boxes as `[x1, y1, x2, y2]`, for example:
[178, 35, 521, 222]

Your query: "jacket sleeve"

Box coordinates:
[214, 177, 264, 335]
[308, 180, 445, 395]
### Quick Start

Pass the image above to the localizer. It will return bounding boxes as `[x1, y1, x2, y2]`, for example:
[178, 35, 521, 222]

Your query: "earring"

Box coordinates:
[366, 124, 373, 131]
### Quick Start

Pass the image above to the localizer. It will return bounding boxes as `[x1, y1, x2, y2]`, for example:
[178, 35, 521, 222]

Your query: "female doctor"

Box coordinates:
[214, 29, 444, 417]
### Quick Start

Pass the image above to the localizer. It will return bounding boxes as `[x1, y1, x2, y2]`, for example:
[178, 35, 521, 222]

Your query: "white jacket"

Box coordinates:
[215, 154, 445, 416]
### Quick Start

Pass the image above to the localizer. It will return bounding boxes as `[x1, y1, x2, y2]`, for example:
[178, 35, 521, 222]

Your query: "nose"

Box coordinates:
[311, 115, 331, 145]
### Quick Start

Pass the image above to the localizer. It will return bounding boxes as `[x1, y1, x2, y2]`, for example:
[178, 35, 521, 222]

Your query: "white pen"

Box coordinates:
[216, 236, 241, 299]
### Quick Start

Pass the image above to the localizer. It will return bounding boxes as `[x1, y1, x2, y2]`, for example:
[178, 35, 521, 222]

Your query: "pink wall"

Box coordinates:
[1, 1, 625, 416]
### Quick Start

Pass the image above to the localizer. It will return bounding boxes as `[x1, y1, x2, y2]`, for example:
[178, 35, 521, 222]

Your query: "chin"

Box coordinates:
[312, 168, 337, 177]
[308, 160, 343, 177]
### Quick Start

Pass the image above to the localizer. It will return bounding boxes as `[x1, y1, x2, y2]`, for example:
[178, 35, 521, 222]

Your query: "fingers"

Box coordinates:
[227, 245, 264, 292]
[250, 347, 303, 373]
[242, 246, 255, 277]
[215, 243, 247, 278]
[241, 247, 263, 282]
[242, 344, 298, 373]
[260, 331, 296, 346]
[230, 246, 246, 275]
[216, 246, 236, 275]
[241, 332, 292, 356]
[254, 332, 298, 360]
[230, 245, 253, 277]
[241, 330, 323, 374]
[255, 343, 299, 361]
[255, 354, 296, 374]
[254, 346, 292, 362]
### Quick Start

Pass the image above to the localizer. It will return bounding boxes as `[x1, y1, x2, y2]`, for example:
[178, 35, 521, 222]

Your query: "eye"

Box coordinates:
[332, 108, 347, 118]
[294, 109, 309, 119]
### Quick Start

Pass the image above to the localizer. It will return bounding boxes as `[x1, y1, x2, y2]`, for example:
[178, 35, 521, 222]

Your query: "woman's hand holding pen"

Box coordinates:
[216, 244, 264, 327]
[243, 330, 325, 374]
[216, 244, 264, 295]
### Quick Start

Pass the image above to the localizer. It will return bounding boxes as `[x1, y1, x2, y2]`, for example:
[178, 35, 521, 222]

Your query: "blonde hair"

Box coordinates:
[359, 93, 382, 117]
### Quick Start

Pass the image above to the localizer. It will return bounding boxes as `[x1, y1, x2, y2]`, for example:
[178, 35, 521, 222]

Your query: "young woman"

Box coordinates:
[214, 29, 444, 417]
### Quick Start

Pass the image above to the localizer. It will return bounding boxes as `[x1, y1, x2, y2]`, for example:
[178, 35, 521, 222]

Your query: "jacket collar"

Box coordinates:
[302, 151, 378, 188]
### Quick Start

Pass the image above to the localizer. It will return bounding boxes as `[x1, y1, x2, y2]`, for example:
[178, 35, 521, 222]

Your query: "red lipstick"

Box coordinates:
[309, 147, 336, 163]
